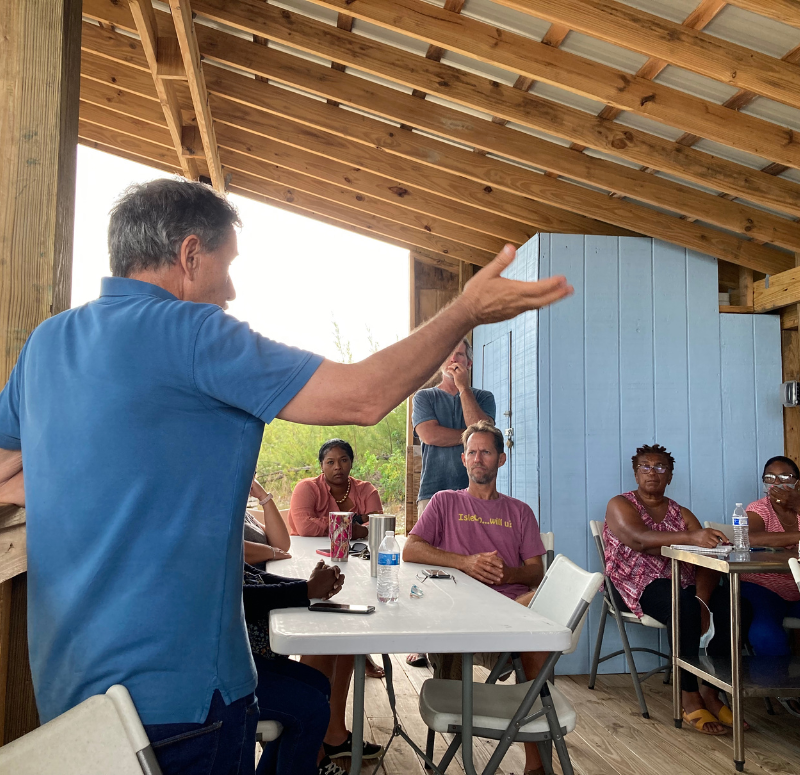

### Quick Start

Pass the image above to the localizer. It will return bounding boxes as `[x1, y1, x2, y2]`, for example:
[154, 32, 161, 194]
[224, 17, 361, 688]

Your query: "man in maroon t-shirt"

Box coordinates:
[404, 420, 548, 775]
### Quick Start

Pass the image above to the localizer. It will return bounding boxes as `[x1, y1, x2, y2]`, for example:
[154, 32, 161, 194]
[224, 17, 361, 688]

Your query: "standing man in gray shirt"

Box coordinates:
[412, 338, 496, 514]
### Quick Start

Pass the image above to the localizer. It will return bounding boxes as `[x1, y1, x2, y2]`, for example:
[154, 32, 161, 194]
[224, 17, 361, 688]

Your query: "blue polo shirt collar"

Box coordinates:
[100, 276, 178, 302]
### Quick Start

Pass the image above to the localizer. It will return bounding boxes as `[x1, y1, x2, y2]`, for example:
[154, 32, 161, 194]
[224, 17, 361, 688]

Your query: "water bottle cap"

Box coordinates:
[385, 530, 395, 537]
[735, 503, 743, 507]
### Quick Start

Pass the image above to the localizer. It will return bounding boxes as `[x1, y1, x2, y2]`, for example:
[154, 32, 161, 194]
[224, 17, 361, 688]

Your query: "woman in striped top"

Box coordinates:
[743, 456, 800, 659]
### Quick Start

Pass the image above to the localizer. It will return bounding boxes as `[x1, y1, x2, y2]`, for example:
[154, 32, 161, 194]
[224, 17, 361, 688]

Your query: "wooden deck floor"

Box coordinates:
[345, 655, 800, 775]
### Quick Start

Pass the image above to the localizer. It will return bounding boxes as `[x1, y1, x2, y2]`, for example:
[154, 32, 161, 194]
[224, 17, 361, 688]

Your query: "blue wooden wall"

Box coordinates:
[473, 234, 783, 675]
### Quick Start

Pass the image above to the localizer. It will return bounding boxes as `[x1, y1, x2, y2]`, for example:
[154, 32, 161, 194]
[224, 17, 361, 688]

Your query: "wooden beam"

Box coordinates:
[739, 266, 755, 307]
[167, 0, 225, 190]
[78, 119, 190, 169]
[719, 305, 755, 313]
[724, 1, 800, 30]
[184, 16, 800, 246]
[289, 0, 800, 179]
[0, 0, 82, 742]
[490, 0, 800, 111]
[80, 100, 174, 148]
[781, 305, 799, 330]
[80, 76, 168, 127]
[128, 0, 197, 178]
[205, 73, 793, 273]
[78, 136, 182, 176]
[754, 266, 800, 312]
[82, 1, 800, 218]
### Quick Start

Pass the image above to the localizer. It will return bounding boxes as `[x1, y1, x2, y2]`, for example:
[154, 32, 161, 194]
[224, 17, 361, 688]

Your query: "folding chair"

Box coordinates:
[587, 520, 671, 718]
[541, 532, 555, 573]
[703, 520, 735, 544]
[418, 554, 602, 775]
[0, 684, 161, 775]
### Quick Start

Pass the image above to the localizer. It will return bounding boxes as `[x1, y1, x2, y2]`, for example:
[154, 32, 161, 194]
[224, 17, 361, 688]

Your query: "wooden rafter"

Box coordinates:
[289, 0, 800, 175]
[491, 0, 800, 110]
[185, 22, 800, 247]
[127, 0, 198, 179]
[167, 0, 225, 190]
[724, 1, 800, 30]
[77, 19, 796, 272]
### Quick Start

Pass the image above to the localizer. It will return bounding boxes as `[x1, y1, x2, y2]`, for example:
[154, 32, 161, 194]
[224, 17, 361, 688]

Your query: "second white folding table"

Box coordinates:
[267, 536, 571, 775]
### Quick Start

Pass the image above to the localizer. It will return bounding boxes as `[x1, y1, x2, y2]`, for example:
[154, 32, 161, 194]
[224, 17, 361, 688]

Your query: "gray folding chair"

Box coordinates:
[703, 520, 735, 543]
[541, 531, 555, 574]
[587, 520, 671, 718]
[0, 684, 161, 774]
[419, 554, 603, 775]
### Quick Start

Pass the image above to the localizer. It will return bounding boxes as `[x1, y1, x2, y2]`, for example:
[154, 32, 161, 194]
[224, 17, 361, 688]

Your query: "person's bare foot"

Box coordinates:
[700, 685, 749, 730]
[365, 656, 385, 679]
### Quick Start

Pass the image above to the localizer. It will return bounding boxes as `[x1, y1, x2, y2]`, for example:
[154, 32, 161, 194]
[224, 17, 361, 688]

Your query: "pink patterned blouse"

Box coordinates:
[603, 492, 695, 617]
[742, 497, 800, 602]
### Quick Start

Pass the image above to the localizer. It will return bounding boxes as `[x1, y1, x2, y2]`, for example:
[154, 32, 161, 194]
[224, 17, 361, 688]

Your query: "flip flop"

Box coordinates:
[682, 709, 727, 736]
[716, 705, 750, 730]
[778, 697, 800, 718]
[365, 657, 385, 679]
[406, 653, 428, 668]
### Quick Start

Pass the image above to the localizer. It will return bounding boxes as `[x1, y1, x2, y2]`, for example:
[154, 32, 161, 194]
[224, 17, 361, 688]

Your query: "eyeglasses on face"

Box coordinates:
[637, 464, 669, 474]
[763, 473, 797, 484]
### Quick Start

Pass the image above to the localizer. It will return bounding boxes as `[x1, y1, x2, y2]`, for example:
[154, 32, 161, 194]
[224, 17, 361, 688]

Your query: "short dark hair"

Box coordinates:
[318, 439, 354, 465]
[108, 178, 241, 277]
[632, 443, 675, 472]
[762, 455, 800, 479]
[462, 420, 503, 454]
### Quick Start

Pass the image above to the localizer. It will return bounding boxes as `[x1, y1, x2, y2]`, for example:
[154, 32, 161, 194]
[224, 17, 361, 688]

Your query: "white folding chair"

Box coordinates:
[587, 520, 670, 718]
[0, 684, 161, 775]
[418, 554, 602, 775]
[787, 558, 800, 629]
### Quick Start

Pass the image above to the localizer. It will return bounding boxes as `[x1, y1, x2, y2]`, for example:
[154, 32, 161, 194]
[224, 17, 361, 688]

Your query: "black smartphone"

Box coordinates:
[308, 602, 376, 614]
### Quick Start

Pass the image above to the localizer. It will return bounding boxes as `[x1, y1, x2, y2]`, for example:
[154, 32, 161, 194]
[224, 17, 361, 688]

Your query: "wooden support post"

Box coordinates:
[0, 0, 81, 741]
[738, 266, 754, 307]
[785, 258, 800, 467]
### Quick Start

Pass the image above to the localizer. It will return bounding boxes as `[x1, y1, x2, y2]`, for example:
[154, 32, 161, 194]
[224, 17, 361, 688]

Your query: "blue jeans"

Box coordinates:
[144, 690, 258, 775]
[253, 655, 331, 775]
[742, 581, 800, 657]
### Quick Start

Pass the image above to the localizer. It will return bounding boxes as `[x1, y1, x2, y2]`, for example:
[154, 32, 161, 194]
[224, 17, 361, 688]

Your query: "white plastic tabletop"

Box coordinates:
[267, 536, 571, 656]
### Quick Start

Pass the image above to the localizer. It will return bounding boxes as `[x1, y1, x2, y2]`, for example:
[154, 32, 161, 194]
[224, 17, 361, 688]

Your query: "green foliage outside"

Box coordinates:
[256, 324, 407, 519]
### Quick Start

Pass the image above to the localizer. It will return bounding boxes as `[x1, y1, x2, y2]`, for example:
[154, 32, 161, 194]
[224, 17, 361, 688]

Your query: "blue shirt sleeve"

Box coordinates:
[192, 309, 323, 423]
[412, 389, 437, 429]
[478, 390, 496, 423]
[0, 346, 25, 450]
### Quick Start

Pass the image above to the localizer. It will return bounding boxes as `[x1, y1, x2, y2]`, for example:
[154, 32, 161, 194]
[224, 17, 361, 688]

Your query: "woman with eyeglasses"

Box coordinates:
[741, 457, 800, 667]
[604, 444, 747, 735]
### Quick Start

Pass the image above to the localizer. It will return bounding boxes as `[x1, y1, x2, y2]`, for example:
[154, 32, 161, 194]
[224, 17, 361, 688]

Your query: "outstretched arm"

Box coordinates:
[0, 450, 23, 506]
[278, 245, 571, 426]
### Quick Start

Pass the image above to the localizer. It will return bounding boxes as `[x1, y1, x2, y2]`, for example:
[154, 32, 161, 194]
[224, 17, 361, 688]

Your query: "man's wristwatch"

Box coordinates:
[259, 493, 274, 506]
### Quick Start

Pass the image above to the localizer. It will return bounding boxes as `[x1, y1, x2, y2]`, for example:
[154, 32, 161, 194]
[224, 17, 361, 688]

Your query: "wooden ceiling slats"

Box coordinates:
[725, 0, 800, 30]
[80, 76, 168, 127]
[78, 119, 182, 168]
[79, 100, 174, 148]
[492, 0, 800, 111]
[295, 0, 800, 173]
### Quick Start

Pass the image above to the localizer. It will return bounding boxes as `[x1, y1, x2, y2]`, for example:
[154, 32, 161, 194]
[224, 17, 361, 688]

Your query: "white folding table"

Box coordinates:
[267, 536, 571, 775]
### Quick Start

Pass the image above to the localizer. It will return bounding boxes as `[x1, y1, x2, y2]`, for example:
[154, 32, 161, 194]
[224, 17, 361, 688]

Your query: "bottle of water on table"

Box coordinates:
[377, 530, 400, 604]
[732, 503, 750, 551]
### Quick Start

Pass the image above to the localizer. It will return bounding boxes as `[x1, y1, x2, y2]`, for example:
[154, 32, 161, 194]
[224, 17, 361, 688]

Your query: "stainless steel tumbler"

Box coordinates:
[367, 514, 396, 577]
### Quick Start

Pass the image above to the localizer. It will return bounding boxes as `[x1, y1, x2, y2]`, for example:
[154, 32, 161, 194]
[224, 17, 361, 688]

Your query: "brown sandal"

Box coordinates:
[683, 709, 727, 736]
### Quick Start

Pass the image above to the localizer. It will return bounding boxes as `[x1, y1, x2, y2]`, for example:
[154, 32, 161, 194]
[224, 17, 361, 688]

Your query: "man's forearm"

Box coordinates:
[459, 388, 492, 427]
[505, 564, 543, 589]
[403, 538, 465, 571]
[418, 425, 464, 447]
[0, 450, 23, 506]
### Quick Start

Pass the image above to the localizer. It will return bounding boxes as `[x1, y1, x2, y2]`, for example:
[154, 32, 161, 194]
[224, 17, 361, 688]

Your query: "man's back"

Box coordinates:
[0, 278, 321, 724]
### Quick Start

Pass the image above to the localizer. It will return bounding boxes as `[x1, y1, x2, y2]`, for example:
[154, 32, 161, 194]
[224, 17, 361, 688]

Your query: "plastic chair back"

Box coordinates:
[704, 521, 735, 543]
[528, 554, 603, 654]
[790, 557, 800, 593]
[0, 685, 161, 775]
[540, 531, 555, 573]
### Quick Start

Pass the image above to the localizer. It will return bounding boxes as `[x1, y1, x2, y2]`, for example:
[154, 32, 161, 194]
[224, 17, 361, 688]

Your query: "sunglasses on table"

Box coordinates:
[636, 464, 670, 474]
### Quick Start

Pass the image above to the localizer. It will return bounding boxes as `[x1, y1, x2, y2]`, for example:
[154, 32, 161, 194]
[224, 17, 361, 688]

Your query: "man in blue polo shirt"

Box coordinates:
[0, 179, 572, 774]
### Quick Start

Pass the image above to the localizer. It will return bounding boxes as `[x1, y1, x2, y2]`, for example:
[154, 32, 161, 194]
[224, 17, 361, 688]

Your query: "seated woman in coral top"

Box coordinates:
[742, 456, 800, 661]
[288, 439, 382, 540]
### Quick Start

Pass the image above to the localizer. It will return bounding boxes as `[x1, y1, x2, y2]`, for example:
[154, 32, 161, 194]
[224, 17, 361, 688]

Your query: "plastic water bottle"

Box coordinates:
[732, 503, 750, 551]
[377, 530, 400, 604]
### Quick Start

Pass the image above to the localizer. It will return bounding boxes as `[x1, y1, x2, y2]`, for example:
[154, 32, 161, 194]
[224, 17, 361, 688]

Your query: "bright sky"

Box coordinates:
[72, 146, 410, 361]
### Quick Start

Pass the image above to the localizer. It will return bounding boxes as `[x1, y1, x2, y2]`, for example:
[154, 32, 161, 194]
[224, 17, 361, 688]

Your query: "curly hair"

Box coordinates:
[632, 444, 675, 472]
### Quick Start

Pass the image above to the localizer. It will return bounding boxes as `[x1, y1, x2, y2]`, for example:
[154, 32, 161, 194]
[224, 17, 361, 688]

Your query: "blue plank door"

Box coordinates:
[475, 233, 782, 675]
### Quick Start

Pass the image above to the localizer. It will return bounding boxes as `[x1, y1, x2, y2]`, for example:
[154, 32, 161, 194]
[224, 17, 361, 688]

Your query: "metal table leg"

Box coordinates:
[671, 558, 682, 728]
[730, 574, 744, 772]
[350, 654, 366, 775]
[460, 653, 479, 775]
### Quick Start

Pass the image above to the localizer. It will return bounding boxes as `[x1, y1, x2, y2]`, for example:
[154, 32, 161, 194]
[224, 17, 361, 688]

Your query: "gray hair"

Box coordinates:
[462, 337, 473, 363]
[108, 178, 241, 277]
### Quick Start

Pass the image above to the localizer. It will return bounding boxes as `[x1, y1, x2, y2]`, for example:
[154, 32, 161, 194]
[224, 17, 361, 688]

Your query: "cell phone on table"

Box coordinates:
[308, 602, 375, 614]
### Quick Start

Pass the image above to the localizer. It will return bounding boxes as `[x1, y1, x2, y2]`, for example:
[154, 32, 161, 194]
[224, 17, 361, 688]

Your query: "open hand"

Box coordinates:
[460, 245, 573, 326]
[460, 551, 504, 585]
[689, 528, 729, 548]
[270, 547, 292, 561]
[769, 485, 800, 513]
[307, 561, 345, 600]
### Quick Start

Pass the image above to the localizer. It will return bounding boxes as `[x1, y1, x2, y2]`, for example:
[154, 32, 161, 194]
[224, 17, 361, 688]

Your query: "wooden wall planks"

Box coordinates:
[474, 234, 783, 675]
